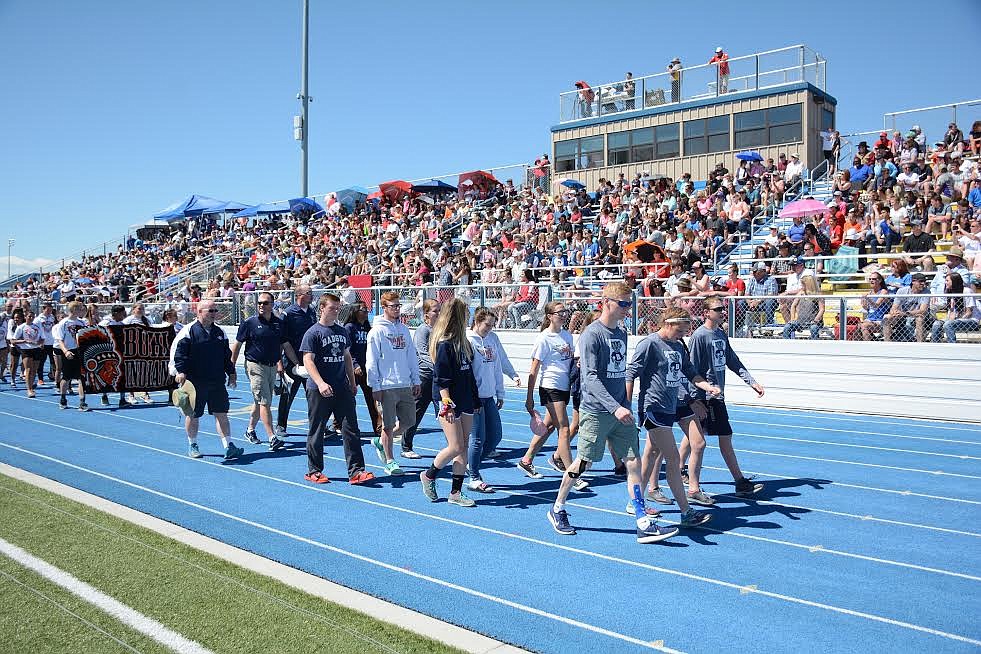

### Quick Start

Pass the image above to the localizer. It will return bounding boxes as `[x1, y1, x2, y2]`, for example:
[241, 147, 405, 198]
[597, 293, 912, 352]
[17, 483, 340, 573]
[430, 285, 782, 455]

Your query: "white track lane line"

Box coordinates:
[0, 536, 214, 654]
[2, 438, 978, 649]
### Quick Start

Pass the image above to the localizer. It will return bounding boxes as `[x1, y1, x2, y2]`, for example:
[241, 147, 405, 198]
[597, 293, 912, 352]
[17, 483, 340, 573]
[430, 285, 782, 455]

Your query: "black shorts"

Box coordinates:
[20, 348, 44, 362]
[701, 398, 733, 436]
[642, 404, 695, 430]
[60, 349, 83, 381]
[569, 366, 581, 410]
[539, 387, 571, 406]
[193, 382, 230, 418]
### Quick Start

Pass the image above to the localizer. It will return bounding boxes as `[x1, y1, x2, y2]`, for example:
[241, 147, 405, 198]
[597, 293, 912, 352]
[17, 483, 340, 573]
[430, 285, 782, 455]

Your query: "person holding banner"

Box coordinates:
[9, 309, 42, 398]
[98, 305, 131, 408]
[53, 301, 91, 411]
[277, 284, 317, 438]
[123, 303, 154, 404]
[172, 299, 242, 461]
[230, 292, 288, 452]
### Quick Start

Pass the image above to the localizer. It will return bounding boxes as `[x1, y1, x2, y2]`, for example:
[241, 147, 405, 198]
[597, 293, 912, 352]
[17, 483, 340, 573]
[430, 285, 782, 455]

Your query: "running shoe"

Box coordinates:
[349, 470, 375, 485]
[268, 436, 286, 452]
[646, 487, 674, 505]
[78, 402, 90, 412]
[401, 449, 421, 460]
[223, 443, 244, 461]
[547, 507, 575, 535]
[27, 390, 35, 398]
[681, 465, 690, 486]
[100, 395, 110, 407]
[188, 443, 202, 459]
[420, 471, 438, 501]
[393, 434, 402, 444]
[244, 429, 262, 445]
[467, 479, 495, 494]
[448, 491, 476, 507]
[141, 393, 153, 404]
[59, 397, 68, 410]
[625, 502, 660, 517]
[679, 507, 712, 527]
[118, 398, 133, 408]
[613, 464, 627, 478]
[547, 455, 567, 473]
[572, 478, 590, 492]
[275, 425, 287, 438]
[372, 436, 387, 465]
[517, 459, 543, 479]
[483, 449, 504, 459]
[686, 489, 716, 506]
[384, 460, 403, 476]
[636, 517, 678, 544]
[304, 471, 330, 484]
[735, 478, 764, 496]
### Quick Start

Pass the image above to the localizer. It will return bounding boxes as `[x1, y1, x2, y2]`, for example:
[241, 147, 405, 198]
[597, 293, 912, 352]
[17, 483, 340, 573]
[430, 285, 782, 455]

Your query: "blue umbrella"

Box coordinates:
[289, 197, 323, 214]
[736, 151, 763, 162]
[559, 178, 586, 190]
[411, 179, 457, 195]
[335, 188, 369, 212]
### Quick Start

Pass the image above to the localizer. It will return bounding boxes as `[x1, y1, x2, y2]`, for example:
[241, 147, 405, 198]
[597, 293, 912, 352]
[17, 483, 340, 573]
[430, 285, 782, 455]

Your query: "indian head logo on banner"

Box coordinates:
[78, 324, 176, 393]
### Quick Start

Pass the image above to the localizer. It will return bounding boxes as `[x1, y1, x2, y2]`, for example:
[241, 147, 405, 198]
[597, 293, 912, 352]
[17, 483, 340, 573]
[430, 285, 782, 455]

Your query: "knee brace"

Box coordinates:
[566, 459, 589, 479]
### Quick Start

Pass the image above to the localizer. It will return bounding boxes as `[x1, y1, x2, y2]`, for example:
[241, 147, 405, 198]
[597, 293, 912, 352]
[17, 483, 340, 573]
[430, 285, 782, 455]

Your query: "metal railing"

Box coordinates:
[559, 45, 825, 123]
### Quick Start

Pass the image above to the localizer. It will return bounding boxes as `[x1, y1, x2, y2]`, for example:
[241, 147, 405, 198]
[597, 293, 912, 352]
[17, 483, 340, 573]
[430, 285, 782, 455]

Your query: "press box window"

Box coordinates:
[555, 139, 578, 173]
[683, 115, 730, 156]
[654, 123, 680, 160]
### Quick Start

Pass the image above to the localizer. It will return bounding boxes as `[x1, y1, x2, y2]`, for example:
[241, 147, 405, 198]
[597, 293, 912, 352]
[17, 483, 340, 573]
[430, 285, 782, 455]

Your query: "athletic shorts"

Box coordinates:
[701, 398, 733, 436]
[192, 382, 230, 418]
[432, 401, 473, 419]
[378, 386, 416, 431]
[569, 366, 582, 410]
[539, 387, 571, 406]
[643, 404, 694, 430]
[577, 411, 639, 463]
[19, 348, 43, 362]
[245, 360, 277, 406]
[59, 348, 83, 381]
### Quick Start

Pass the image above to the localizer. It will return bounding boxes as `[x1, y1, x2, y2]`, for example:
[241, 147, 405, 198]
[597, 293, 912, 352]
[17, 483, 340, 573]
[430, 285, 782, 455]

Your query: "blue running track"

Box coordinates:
[0, 369, 978, 654]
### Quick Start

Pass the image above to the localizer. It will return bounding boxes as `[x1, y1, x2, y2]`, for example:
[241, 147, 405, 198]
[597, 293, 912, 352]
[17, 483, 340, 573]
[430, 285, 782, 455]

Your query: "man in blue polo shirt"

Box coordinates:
[276, 284, 316, 437]
[787, 215, 806, 253]
[848, 156, 872, 190]
[231, 291, 290, 451]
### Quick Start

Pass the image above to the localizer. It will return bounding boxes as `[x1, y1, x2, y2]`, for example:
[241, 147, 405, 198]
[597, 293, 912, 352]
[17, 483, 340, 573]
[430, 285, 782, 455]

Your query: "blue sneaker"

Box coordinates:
[679, 507, 712, 527]
[188, 443, 202, 459]
[636, 517, 678, 544]
[224, 443, 244, 461]
[547, 507, 576, 535]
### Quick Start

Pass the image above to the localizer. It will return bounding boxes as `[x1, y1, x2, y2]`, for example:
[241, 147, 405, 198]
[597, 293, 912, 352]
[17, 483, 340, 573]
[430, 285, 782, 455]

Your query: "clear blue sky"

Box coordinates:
[1, 0, 978, 273]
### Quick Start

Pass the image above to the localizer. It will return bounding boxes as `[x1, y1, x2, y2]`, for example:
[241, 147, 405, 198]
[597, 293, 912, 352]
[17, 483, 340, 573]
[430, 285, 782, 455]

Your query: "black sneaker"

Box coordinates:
[59, 397, 68, 410]
[268, 436, 286, 451]
[100, 395, 110, 407]
[78, 402, 90, 412]
[613, 464, 627, 478]
[244, 429, 262, 445]
[118, 398, 133, 408]
[681, 465, 690, 486]
[547, 455, 566, 473]
[735, 478, 764, 496]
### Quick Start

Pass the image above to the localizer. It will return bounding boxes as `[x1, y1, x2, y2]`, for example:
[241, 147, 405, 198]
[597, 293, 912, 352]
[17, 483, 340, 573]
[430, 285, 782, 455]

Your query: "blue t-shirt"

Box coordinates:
[627, 334, 697, 420]
[299, 322, 352, 393]
[282, 303, 318, 354]
[346, 321, 370, 368]
[235, 314, 285, 366]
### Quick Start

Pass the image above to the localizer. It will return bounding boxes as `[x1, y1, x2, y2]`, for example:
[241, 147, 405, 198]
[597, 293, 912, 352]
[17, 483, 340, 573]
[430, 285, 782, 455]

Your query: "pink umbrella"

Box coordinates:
[779, 199, 829, 219]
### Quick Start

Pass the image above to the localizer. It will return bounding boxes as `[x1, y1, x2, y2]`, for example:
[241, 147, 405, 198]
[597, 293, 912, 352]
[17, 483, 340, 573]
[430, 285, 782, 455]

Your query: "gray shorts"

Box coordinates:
[246, 360, 277, 406]
[576, 410, 640, 462]
[378, 386, 417, 434]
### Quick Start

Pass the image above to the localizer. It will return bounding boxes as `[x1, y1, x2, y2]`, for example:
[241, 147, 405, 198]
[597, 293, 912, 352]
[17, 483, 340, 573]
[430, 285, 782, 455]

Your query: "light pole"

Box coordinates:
[295, 0, 311, 198]
[7, 238, 13, 279]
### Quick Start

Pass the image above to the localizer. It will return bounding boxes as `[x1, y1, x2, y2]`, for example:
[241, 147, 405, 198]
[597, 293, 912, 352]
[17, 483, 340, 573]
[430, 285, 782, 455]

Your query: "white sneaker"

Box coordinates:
[572, 478, 590, 492]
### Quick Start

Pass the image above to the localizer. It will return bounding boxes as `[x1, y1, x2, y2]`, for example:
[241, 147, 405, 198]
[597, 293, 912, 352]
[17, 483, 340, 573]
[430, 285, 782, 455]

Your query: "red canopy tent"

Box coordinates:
[379, 180, 413, 202]
[458, 170, 500, 196]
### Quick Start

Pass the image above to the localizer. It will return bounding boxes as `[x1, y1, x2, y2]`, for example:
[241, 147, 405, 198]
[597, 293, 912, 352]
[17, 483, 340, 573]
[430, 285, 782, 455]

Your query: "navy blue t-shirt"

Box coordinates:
[299, 322, 352, 394]
[346, 321, 370, 368]
[235, 314, 286, 366]
[282, 303, 318, 354]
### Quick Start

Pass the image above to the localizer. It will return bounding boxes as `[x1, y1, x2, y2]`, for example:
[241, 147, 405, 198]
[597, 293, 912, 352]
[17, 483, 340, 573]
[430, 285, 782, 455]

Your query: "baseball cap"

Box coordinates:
[948, 247, 964, 258]
[911, 273, 927, 282]
[753, 262, 768, 272]
[911, 219, 923, 227]
[715, 47, 723, 53]
[792, 256, 805, 266]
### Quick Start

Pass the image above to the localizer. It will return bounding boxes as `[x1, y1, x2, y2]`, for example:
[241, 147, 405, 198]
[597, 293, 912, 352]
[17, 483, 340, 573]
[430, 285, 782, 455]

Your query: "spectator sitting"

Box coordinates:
[741, 262, 778, 336]
[882, 272, 932, 342]
[781, 273, 824, 339]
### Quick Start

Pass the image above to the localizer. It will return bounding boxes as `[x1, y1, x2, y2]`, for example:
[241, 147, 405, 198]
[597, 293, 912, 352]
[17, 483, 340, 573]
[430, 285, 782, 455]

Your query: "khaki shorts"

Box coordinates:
[576, 410, 640, 463]
[246, 360, 277, 406]
[378, 386, 416, 435]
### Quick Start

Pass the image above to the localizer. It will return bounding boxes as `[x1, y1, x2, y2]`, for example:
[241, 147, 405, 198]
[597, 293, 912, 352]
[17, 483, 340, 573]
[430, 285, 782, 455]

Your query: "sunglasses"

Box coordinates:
[607, 298, 632, 308]
[257, 301, 272, 305]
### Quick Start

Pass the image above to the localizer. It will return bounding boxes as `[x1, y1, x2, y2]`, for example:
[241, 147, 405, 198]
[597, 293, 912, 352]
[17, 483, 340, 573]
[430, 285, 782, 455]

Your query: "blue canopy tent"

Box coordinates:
[234, 201, 291, 218]
[411, 179, 457, 196]
[152, 195, 247, 222]
[289, 197, 323, 215]
[335, 187, 369, 213]
[201, 200, 248, 215]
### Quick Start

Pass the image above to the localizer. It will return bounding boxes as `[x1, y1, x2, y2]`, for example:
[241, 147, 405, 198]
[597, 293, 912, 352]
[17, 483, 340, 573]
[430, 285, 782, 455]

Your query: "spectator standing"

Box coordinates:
[230, 291, 288, 452]
[366, 291, 421, 476]
[709, 47, 730, 94]
[276, 284, 317, 437]
[300, 293, 373, 485]
[574, 81, 594, 118]
[172, 300, 242, 461]
[622, 72, 636, 110]
[667, 57, 682, 103]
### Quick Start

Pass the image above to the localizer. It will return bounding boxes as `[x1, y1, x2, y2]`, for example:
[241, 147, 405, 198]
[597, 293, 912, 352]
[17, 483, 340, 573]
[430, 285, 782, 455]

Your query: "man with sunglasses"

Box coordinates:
[682, 299, 765, 497]
[276, 284, 317, 438]
[231, 292, 288, 452]
[546, 282, 678, 544]
[172, 299, 242, 461]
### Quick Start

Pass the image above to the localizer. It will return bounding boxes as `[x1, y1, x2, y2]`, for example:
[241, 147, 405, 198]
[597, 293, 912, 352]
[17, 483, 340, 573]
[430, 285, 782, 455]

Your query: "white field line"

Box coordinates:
[0, 536, 214, 654]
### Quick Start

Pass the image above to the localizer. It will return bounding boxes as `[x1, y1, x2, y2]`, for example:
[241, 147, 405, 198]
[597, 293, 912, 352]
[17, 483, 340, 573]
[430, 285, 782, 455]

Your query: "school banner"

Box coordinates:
[77, 324, 176, 393]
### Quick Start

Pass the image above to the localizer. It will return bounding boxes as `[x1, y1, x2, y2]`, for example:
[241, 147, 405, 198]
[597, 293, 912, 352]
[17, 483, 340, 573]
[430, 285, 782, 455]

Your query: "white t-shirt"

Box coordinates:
[531, 329, 574, 391]
[34, 313, 56, 345]
[53, 317, 88, 350]
[0, 313, 9, 348]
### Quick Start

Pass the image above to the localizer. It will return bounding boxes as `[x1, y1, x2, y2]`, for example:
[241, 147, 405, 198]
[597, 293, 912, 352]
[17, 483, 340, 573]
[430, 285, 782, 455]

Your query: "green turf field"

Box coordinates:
[0, 474, 465, 654]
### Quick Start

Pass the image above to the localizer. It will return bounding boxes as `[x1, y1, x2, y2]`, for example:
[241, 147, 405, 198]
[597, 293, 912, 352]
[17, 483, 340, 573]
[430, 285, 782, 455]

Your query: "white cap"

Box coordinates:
[716, 47, 723, 53]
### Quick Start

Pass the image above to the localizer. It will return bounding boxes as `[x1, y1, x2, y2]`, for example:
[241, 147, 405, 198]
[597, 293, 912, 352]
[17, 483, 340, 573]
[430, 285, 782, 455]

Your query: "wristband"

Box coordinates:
[438, 399, 456, 418]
